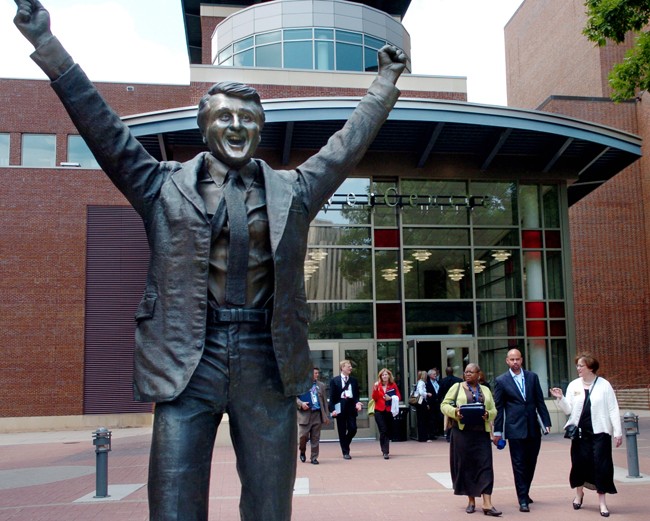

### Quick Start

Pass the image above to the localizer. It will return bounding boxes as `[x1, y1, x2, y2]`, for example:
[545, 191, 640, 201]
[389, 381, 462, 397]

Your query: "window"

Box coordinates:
[220, 28, 389, 72]
[0, 133, 8, 166]
[68, 135, 100, 169]
[21, 134, 55, 167]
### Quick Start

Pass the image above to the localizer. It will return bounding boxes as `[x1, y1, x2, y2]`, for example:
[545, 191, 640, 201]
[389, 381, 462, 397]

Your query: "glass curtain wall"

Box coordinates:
[305, 178, 570, 396]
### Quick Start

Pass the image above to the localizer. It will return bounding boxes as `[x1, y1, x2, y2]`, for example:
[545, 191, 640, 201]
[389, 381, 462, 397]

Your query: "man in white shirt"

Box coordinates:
[329, 360, 363, 459]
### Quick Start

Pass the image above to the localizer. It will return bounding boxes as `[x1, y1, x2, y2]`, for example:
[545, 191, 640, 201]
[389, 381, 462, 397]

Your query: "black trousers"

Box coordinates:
[374, 409, 393, 454]
[148, 319, 296, 521]
[508, 437, 542, 502]
[335, 399, 358, 455]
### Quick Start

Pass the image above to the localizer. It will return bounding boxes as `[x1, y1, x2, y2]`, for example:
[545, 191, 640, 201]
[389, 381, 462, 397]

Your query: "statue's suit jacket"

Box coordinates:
[33, 37, 399, 403]
[493, 369, 551, 439]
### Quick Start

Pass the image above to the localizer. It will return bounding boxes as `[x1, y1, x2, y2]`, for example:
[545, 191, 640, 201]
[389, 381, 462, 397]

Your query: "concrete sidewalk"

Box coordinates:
[0, 414, 649, 521]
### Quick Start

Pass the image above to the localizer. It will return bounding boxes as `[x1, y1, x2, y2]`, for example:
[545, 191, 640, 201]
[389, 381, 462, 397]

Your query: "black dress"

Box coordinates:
[569, 389, 617, 494]
[449, 385, 493, 497]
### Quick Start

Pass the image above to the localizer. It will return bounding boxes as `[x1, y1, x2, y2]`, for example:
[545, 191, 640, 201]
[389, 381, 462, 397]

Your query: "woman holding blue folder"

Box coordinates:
[441, 363, 501, 516]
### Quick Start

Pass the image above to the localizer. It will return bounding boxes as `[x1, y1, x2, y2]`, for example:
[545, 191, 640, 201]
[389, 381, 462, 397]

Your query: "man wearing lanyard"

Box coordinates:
[493, 349, 552, 513]
[297, 368, 330, 464]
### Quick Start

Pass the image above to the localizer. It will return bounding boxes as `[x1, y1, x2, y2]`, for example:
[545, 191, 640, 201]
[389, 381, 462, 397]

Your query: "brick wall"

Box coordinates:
[0, 78, 193, 417]
[506, 1, 650, 385]
[505, 0, 604, 109]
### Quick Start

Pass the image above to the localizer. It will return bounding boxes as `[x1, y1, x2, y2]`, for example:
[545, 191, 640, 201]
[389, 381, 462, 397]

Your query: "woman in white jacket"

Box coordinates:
[550, 353, 622, 518]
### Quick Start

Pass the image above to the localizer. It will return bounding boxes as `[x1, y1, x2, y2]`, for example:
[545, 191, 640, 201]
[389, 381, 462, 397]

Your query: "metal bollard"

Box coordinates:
[623, 411, 642, 478]
[92, 427, 112, 497]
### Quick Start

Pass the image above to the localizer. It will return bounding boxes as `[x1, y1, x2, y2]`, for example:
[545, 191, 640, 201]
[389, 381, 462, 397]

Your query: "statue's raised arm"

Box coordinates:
[377, 44, 407, 86]
[14, 0, 52, 49]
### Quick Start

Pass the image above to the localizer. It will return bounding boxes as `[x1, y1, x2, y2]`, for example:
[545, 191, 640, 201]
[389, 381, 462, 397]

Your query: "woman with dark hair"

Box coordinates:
[441, 363, 501, 516]
[371, 368, 401, 459]
[550, 353, 622, 517]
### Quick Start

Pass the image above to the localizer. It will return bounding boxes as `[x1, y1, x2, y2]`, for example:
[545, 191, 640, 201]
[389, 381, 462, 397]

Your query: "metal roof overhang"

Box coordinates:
[124, 97, 642, 206]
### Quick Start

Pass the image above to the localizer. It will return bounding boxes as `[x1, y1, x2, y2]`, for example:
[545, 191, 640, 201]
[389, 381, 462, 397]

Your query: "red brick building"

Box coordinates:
[0, 0, 643, 433]
[506, 0, 650, 406]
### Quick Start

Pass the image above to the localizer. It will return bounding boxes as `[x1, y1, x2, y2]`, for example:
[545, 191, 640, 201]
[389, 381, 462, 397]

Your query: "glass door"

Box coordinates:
[406, 336, 476, 438]
[307, 340, 375, 439]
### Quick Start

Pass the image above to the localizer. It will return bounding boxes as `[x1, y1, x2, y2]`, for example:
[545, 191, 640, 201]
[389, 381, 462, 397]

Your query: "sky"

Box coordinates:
[0, 0, 523, 105]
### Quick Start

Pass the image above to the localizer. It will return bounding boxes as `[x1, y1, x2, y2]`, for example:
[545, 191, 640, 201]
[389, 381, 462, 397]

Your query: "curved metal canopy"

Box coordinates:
[125, 97, 642, 206]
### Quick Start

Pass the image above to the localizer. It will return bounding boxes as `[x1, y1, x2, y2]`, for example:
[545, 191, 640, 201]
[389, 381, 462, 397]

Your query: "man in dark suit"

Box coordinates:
[297, 367, 329, 464]
[329, 360, 363, 459]
[439, 366, 462, 441]
[425, 368, 442, 439]
[12, 1, 406, 519]
[493, 349, 552, 513]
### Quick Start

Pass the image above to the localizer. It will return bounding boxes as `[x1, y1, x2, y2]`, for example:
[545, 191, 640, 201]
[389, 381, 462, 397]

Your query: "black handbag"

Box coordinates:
[563, 377, 598, 440]
[563, 424, 579, 439]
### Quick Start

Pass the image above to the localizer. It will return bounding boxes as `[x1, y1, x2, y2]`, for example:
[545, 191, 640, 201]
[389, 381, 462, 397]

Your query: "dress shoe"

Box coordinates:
[299, 452, 306, 463]
[311, 458, 319, 465]
[482, 507, 502, 517]
[572, 495, 583, 510]
[519, 502, 530, 512]
[465, 503, 476, 514]
[343, 454, 352, 460]
[383, 453, 389, 460]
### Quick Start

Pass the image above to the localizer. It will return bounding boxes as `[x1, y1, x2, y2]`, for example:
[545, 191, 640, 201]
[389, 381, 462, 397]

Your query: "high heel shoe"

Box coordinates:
[600, 510, 610, 517]
[572, 495, 583, 510]
[465, 503, 475, 514]
[482, 507, 502, 517]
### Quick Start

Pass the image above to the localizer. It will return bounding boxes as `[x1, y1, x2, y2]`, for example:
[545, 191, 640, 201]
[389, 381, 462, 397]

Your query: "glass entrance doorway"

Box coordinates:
[308, 340, 375, 440]
[406, 337, 476, 438]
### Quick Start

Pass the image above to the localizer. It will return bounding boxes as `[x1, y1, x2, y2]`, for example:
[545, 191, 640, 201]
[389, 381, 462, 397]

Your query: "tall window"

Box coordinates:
[0, 134, 9, 166]
[21, 134, 55, 167]
[68, 135, 100, 169]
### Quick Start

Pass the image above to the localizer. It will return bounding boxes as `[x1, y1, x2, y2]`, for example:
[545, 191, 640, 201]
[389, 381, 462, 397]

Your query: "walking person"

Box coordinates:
[297, 367, 329, 465]
[425, 368, 443, 439]
[371, 368, 401, 459]
[415, 370, 430, 442]
[330, 360, 364, 459]
[439, 366, 462, 441]
[493, 348, 552, 513]
[441, 363, 501, 516]
[550, 353, 622, 517]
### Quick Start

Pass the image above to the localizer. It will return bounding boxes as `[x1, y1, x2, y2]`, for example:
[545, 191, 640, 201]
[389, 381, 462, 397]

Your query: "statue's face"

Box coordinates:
[202, 93, 263, 168]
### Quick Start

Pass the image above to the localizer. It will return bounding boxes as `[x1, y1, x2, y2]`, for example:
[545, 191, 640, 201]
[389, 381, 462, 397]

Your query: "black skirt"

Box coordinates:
[449, 426, 494, 497]
[569, 432, 617, 494]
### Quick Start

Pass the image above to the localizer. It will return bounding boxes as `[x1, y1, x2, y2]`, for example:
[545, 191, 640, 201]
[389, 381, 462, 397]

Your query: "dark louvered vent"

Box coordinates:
[84, 206, 153, 414]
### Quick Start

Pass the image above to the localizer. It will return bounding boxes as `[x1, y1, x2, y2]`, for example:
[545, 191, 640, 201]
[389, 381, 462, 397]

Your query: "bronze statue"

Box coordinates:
[13, 0, 406, 519]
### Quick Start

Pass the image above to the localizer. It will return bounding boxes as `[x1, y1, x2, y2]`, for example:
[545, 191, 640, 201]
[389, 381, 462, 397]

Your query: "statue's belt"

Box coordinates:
[208, 307, 271, 326]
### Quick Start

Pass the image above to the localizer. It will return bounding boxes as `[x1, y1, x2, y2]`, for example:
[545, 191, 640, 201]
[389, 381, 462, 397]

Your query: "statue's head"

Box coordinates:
[197, 82, 265, 168]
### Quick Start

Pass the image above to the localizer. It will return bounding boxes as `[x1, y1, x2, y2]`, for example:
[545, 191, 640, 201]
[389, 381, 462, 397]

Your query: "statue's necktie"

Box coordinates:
[224, 169, 248, 306]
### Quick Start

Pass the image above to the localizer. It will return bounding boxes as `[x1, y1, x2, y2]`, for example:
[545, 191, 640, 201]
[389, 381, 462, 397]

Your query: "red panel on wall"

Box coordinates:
[526, 320, 547, 337]
[522, 230, 543, 248]
[525, 301, 546, 318]
[548, 301, 565, 318]
[550, 320, 566, 336]
[374, 229, 399, 248]
[545, 230, 561, 248]
[376, 303, 402, 339]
